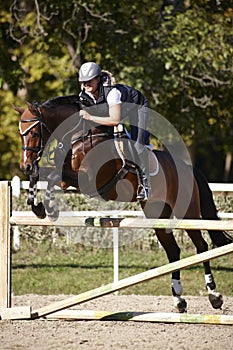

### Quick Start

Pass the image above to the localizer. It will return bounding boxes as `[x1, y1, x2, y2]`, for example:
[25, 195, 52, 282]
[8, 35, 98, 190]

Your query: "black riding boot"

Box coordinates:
[136, 147, 151, 201]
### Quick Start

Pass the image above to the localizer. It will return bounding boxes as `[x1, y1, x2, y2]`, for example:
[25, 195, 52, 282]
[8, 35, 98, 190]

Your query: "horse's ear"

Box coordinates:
[13, 105, 25, 115]
[26, 101, 37, 115]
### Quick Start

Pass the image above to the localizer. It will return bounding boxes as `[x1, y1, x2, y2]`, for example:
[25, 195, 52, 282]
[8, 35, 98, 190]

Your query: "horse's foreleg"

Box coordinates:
[156, 229, 187, 313]
[44, 182, 59, 221]
[28, 177, 46, 219]
[42, 171, 62, 221]
[27, 180, 37, 206]
[187, 230, 223, 310]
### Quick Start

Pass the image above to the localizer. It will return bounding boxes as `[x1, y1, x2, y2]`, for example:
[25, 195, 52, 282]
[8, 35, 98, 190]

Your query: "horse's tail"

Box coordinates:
[193, 166, 233, 247]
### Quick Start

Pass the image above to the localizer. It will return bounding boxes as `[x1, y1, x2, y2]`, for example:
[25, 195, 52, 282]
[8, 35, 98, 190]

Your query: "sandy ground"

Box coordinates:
[0, 294, 232, 350]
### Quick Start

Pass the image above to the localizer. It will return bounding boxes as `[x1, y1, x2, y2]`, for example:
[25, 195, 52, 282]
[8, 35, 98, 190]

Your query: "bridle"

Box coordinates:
[19, 102, 53, 166]
[19, 102, 86, 169]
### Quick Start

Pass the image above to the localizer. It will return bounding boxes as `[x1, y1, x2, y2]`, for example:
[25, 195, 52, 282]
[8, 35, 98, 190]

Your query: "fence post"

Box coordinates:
[0, 181, 11, 308]
[113, 220, 119, 285]
[11, 176, 21, 251]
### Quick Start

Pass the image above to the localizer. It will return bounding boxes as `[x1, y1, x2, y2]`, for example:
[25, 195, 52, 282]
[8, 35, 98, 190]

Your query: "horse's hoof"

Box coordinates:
[208, 291, 223, 309]
[47, 210, 59, 222]
[27, 198, 33, 206]
[44, 201, 54, 214]
[173, 296, 187, 313]
[32, 203, 46, 219]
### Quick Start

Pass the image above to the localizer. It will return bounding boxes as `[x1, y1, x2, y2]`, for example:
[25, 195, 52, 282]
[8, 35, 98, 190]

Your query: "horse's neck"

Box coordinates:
[43, 106, 80, 136]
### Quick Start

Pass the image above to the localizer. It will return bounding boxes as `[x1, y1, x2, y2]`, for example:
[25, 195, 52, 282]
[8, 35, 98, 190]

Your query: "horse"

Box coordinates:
[14, 95, 232, 313]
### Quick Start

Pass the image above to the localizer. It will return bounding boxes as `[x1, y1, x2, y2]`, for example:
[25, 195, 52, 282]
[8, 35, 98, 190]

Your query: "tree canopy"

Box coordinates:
[0, 0, 232, 180]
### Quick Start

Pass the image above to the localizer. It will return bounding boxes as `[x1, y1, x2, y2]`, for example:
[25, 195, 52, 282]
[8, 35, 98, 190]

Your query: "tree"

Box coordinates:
[0, 0, 232, 180]
[147, 2, 233, 179]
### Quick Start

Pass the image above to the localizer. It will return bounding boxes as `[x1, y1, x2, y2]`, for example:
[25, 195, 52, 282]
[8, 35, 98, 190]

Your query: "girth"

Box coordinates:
[86, 162, 137, 199]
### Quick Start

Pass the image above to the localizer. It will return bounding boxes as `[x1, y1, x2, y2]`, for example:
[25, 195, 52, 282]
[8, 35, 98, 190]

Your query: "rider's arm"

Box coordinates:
[81, 88, 122, 126]
[80, 104, 121, 126]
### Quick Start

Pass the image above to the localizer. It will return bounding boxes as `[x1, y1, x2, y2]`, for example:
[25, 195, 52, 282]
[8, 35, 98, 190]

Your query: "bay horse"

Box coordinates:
[14, 96, 232, 313]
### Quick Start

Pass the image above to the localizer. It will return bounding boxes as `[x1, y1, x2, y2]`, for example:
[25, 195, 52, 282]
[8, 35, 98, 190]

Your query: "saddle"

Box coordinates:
[114, 124, 159, 177]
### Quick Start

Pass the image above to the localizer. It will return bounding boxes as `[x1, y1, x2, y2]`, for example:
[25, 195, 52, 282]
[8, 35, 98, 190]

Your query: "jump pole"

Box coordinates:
[10, 215, 233, 231]
[46, 310, 233, 325]
[32, 242, 233, 319]
[0, 181, 11, 308]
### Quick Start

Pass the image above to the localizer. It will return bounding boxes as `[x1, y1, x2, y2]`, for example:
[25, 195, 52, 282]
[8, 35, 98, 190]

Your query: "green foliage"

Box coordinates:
[0, 1, 233, 179]
[0, 90, 22, 178]
[152, 7, 233, 142]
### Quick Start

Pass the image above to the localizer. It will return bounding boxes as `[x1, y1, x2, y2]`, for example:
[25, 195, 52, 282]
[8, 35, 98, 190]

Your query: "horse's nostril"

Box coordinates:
[24, 163, 32, 175]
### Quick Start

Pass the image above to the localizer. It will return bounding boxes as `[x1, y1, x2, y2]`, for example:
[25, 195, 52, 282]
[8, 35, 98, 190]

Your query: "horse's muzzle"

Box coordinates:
[20, 162, 33, 176]
[21, 161, 39, 177]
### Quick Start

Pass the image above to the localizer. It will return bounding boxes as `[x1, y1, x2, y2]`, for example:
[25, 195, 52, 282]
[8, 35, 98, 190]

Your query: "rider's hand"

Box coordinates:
[80, 109, 91, 120]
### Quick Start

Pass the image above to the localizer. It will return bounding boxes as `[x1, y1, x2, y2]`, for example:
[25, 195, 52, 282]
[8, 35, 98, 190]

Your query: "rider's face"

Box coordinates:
[83, 77, 100, 94]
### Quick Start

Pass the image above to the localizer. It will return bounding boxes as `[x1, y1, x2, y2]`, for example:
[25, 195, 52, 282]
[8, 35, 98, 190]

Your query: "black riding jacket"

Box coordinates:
[79, 78, 150, 143]
[79, 83, 149, 119]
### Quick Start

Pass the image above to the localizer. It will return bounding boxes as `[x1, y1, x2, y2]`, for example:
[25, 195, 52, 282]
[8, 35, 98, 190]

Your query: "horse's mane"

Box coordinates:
[41, 95, 80, 108]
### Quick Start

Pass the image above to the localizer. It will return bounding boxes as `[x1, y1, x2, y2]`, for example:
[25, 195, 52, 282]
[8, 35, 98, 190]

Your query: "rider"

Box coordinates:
[78, 61, 151, 201]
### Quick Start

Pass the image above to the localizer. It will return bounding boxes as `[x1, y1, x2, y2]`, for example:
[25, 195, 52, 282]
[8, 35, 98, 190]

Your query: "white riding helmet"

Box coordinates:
[79, 62, 101, 82]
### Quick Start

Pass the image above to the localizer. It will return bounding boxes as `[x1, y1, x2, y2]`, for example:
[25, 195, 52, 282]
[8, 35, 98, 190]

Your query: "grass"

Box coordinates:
[12, 239, 233, 297]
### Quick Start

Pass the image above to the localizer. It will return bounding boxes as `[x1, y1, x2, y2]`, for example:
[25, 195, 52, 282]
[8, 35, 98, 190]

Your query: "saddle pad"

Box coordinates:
[148, 149, 159, 176]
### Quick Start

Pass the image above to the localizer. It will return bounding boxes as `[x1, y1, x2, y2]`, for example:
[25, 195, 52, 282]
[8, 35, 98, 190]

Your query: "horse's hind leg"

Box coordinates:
[142, 202, 187, 313]
[187, 230, 223, 309]
[155, 229, 187, 313]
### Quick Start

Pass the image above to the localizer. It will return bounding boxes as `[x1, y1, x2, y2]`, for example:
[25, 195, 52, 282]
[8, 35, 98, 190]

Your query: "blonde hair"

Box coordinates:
[80, 69, 116, 90]
[101, 70, 116, 86]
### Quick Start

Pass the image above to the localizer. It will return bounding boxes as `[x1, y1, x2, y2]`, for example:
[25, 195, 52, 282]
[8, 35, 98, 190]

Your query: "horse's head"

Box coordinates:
[14, 102, 43, 176]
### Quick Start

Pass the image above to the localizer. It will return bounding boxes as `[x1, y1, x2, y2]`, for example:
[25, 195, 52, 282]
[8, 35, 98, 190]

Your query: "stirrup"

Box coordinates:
[136, 186, 151, 201]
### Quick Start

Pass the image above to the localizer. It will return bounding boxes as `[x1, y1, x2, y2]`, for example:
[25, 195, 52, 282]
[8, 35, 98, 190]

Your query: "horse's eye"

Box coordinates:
[31, 131, 40, 138]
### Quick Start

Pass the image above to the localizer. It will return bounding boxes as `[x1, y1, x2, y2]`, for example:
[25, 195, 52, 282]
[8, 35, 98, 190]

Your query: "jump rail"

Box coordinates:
[9, 215, 233, 230]
[45, 310, 233, 325]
